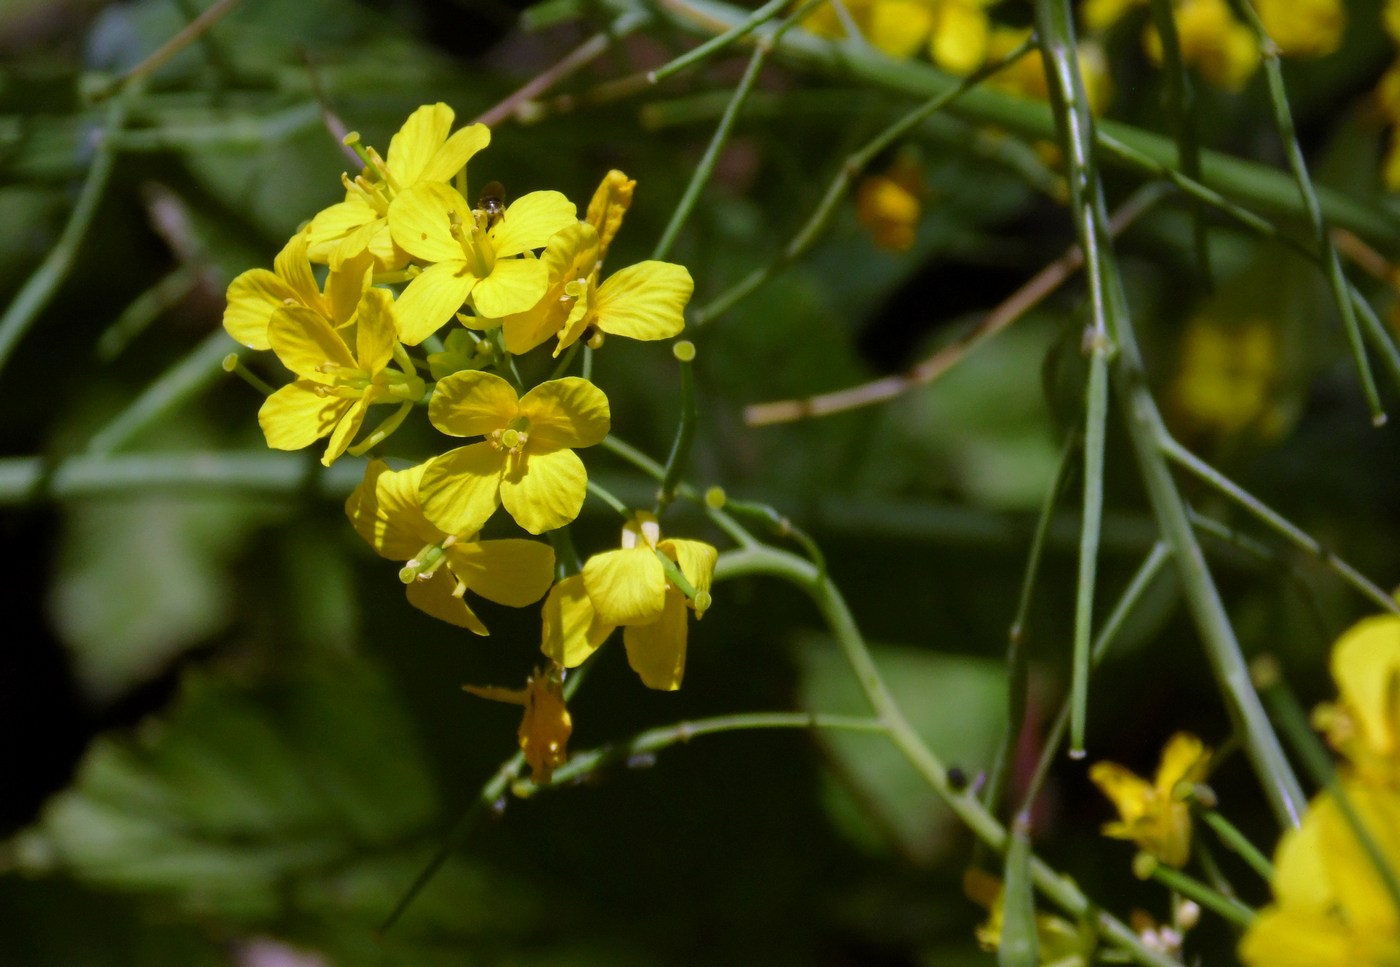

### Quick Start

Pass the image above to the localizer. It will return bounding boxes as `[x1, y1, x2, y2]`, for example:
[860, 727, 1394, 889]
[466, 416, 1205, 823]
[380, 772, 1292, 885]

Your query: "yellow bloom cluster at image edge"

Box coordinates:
[1089, 731, 1212, 869]
[1239, 614, 1400, 965]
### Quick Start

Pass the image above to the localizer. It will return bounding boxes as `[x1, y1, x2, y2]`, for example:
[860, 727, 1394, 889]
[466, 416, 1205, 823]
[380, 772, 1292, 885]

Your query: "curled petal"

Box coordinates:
[355, 288, 398, 374]
[405, 567, 489, 635]
[267, 305, 356, 379]
[422, 122, 490, 183]
[322, 393, 373, 466]
[662, 539, 718, 599]
[345, 460, 438, 559]
[306, 198, 376, 264]
[585, 170, 634, 261]
[389, 182, 473, 265]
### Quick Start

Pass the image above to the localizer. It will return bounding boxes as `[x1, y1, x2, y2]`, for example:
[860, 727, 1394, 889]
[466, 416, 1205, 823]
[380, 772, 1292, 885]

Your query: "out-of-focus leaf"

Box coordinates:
[798, 636, 1007, 865]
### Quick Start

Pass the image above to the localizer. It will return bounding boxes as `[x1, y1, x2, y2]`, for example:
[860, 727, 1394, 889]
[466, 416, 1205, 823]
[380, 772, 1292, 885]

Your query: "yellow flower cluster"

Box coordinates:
[1378, 3, 1400, 191]
[1085, 0, 1344, 92]
[222, 103, 718, 778]
[1241, 614, 1400, 965]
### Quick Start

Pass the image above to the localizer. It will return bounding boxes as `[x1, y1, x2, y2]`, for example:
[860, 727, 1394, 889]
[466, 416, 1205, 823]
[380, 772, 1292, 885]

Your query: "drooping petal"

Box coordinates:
[500, 222, 598, 355]
[389, 182, 472, 265]
[420, 442, 505, 536]
[405, 567, 489, 635]
[354, 287, 397, 374]
[429, 369, 519, 438]
[499, 446, 587, 535]
[345, 460, 439, 559]
[322, 393, 373, 466]
[469, 257, 549, 319]
[421, 122, 490, 184]
[267, 305, 356, 379]
[623, 591, 689, 690]
[488, 190, 578, 257]
[393, 260, 475, 346]
[272, 230, 321, 308]
[583, 546, 667, 625]
[592, 261, 692, 341]
[223, 268, 295, 350]
[585, 170, 634, 262]
[541, 575, 616, 667]
[446, 539, 555, 607]
[662, 539, 718, 599]
[519, 377, 611, 450]
[384, 102, 454, 185]
[258, 382, 344, 450]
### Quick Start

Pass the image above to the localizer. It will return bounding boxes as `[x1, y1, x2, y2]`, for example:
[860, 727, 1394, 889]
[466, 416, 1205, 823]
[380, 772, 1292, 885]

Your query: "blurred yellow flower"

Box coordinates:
[1169, 317, 1282, 441]
[1089, 732, 1211, 868]
[1254, 0, 1345, 58]
[800, 0, 995, 75]
[1144, 0, 1259, 92]
[987, 28, 1112, 117]
[1315, 614, 1400, 790]
[964, 868, 1097, 966]
[856, 153, 925, 253]
[345, 460, 555, 634]
[1239, 783, 1400, 965]
[465, 668, 573, 782]
[420, 371, 610, 536]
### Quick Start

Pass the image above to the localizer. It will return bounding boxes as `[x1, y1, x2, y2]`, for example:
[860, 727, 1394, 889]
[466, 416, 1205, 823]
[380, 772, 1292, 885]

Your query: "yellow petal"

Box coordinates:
[1331, 614, 1400, 760]
[1315, 786, 1400, 931]
[623, 591, 689, 690]
[420, 442, 504, 536]
[405, 567, 489, 634]
[223, 268, 294, 350]
[345, 460, 440, 559]
[258, 381, 343, 450]
[1088, 761, 1154, 824]
[930, 0, 990, 76]
[355, 287, 397, 373]
[271, 230, 320, 308]
[429, 369, 519, 437]
[488, 190, 578, 257]
[541, 575, 615, 667]
[445, 539, 555, 607]
[394, 260, 475, 346]
[1238, 907, 1351, 967]
[321, 394, 372, 465]
[583, 546, 667, 625]
[306, 198, 376, 263]
[500, 222, 598, 355]
[384, 103, 454, 185]
[267, 305, 356, 379]
[1155, 732, 1210, 793]
[585, 170, 635, 261]
[662, 538, 718, 599]
[1083, 0, 1144, 32]
[868, 0, 934, 57]
[324, 250, 374, 327]
[469, 257, 549, 318]
[422, 122, 490, 184]
[593, 261, 692, 341]
[500, 446, 587, 534]
[389, 182, 472, 264]
[518, 377, 611, 450]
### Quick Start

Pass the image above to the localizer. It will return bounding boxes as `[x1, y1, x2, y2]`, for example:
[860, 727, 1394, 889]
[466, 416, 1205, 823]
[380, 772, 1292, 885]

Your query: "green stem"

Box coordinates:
[1197, 807, 1275, 882]
[647, 0, 790, 85]
[715, 545, 1182, 967]
[1146, 862, 1255, 929]
[1160, 435, 1399, 614]
[656, 343, 698, 513]
[586, 478, 631, 517]
[96, 263, 204, 361]
[600, 434, 757, 548]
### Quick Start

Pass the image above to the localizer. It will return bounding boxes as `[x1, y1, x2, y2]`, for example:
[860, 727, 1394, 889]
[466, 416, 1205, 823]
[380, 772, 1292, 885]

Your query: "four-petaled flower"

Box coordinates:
[388, 182, 576, 344]
[223, 230, 371, 350]
[421, 370, 610, 536]
[258, 287, 424, 466]
[345, 460, 555, 634]
[1089, 731, 1211, 868]
[542, 512, 716, 691]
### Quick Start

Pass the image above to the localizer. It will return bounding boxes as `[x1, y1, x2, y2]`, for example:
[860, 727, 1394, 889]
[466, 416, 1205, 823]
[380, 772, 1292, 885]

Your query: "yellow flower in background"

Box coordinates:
[344, 460, 555, 634]
[1239, 783, 1400, 965]
[1089, 732, 1211, 868]
[258, 287, 423, 466]
[1143, 0, 1259, 92]
[420, 371, 610, 536]
[1315, 614, 1400, 790]
[1254, 0, 1344, 58]
[223, 231, 372, 351]
[465, 668, 573, 782]
[856, 152, 926, 253]
[1083, 0, 1144, 33]
[388, 182, 576, 344]
[799, 0, 994, 75]
[1169, 316, 1283, 441]
[987, 28, 1113, 117]
[307, 103, 490, 270]
[964, 868, 1097, 966]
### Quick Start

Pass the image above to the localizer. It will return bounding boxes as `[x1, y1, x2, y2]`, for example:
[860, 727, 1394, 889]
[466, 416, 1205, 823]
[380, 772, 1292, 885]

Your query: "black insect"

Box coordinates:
[477, 180, 506, 228]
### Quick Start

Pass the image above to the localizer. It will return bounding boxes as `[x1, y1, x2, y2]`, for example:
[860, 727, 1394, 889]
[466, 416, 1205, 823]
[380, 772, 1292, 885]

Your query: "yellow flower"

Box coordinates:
[420, 371, 610, 536]
[1240, 783, 1400, 965]
[799, 0, 993, 75]
[1089, 732, 1211, 868]
[964, 868, 1097, 966]
[344, 460, 555, 634]
[307, 103, 490, 270]
[1082, 0, 1145, 33]
[1144, 0, 1259, 92]
[1254, 0, 1345, 58]
[257, 287, 424, 466]
[1169, 316, 1282, 440]
[465, 667, 573, 782]
[542, 513, 716, 690]
[1316, 614, 1400, 790]
[856, 153, 926, 253]
[387, 182, 576, 344]
[223, 231, 372, 351]
[987, 28, 1113, 117]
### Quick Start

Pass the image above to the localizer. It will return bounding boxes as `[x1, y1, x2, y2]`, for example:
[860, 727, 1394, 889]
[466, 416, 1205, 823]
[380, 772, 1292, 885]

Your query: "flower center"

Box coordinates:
[491, 418, 530, 453]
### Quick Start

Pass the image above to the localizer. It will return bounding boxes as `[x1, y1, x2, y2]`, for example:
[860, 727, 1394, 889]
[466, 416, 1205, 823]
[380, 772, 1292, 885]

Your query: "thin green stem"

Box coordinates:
[1072, 347, 1109, 756]
[1147, 0, 1210, 286]
[693, 36, 1036, 326]
[600, 434, 757, 548]
[1146, 862, 1255, 928]
[1226, 0, 1383, 424]
[1196, 807, 1275, 882]
[1160, 435, 1399, 614]
[715, 545, 1182, 967]
[647, 0, 789, 84]
[656, 343, 698, 513]
[1001, 816, 1040, 966]
[0, 93, 132, 379]
[536, 711, 886, 787]
[586, 478, 631, 517]
[96, 263, 204, 361]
